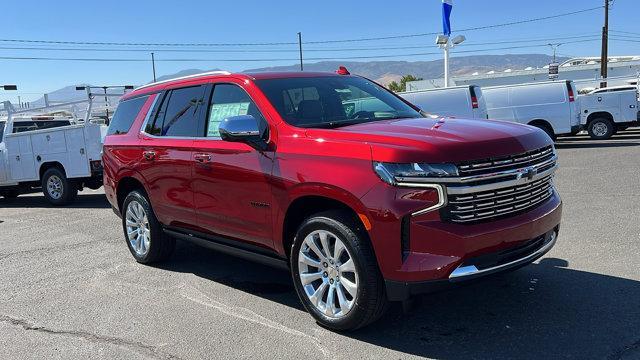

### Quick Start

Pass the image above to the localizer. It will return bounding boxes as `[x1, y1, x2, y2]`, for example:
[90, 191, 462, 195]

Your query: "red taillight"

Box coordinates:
[566, 82, 575, 102]
[336, 66, 350, 75]
[471, 96, 479, 109]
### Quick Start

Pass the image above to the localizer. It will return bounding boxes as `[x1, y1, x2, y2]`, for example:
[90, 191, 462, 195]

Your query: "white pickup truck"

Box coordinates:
[579, 86, 640, 140]
[0, 102, 106, 205]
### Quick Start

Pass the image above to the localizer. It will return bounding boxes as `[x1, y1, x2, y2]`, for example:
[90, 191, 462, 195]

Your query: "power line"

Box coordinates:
[292, 6, 604, 44]
[0, 6, 604, 48]
[0, 39, 605, 63]
[0, 35, 605, 54]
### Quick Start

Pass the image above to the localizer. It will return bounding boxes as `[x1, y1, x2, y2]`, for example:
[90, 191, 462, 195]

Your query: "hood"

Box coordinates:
[304, 117, 552, 163]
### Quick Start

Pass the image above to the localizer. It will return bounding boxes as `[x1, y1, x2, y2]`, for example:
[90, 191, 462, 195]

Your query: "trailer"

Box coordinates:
[0, 89, 123, 204]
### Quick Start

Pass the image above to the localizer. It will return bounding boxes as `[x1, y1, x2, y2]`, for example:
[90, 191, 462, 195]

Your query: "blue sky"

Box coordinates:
[1, 0, 639, 101]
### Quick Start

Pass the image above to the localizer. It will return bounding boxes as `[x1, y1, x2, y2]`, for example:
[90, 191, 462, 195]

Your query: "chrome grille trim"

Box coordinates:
[395, 155, 557, 184]
[458, 146, 555, 175]
[396, 145, 558, 222]
[446, 178, 555, 223]
[446, 164, 557, 195]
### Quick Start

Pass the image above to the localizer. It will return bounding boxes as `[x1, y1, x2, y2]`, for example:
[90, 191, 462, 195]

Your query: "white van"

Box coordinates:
[483, 80, 581, 140]
[399, 85, 488, 119]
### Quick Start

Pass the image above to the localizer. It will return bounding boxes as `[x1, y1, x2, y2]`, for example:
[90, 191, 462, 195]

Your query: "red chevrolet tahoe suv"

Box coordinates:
[103, 70, 562, 331]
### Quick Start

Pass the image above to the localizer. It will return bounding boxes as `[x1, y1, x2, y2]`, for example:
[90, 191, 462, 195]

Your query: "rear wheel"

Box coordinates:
[0, 189, 19, 200]
[42, 168, 77, 205]
[532, 123, 556, 141]
[588, 118, 614, 140]
[290, 210, 387, 331]
[122, 190, 175, 263]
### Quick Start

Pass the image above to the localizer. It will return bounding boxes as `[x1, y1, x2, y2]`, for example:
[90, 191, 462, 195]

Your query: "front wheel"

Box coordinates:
[42, 168, 77, 206]
[290, 210, 387, 331]
[588, 118, 614, 140]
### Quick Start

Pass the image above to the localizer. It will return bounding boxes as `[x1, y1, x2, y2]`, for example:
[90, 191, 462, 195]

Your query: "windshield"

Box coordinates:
[255, 76, 421, 128]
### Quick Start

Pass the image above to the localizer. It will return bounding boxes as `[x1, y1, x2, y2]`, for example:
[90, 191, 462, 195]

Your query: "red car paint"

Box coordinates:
[103, 71, 561, 298]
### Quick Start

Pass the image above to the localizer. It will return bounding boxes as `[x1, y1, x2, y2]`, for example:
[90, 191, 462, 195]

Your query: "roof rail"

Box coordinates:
[134, 70, 232, 91]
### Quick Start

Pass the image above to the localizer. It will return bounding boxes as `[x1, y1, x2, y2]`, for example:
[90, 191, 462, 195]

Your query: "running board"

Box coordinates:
[163, 228, 289, 271]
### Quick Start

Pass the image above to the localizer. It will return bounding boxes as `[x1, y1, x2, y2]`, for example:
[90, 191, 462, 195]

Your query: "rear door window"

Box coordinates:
[108, 96, 148, 135]
[150, 86, 207, 137]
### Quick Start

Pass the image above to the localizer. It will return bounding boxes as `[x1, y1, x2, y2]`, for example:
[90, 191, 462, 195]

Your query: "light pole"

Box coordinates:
[436, 35, 465, 88]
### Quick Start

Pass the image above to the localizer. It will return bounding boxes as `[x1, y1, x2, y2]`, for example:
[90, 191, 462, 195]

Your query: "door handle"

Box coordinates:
[142, 150, 156, 161]
[194, 153, 212, 163]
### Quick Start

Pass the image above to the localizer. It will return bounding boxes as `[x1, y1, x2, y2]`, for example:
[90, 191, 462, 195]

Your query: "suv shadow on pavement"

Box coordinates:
[0, 193, 110, 209]
[157, 241, 640, 360]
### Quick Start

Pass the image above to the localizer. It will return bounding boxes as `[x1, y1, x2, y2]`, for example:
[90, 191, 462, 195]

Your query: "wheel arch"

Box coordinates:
[527, 119, 555, 133]
[39, 161, 66, 180]
[280, 192, 371, 260]
[115, 176, 148, 215]
[586, 111, 614, 124]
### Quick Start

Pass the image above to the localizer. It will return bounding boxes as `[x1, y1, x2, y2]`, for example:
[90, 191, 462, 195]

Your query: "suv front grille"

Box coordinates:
[457, 146, 554, 177]
[442, 175, 555, 223]
[442, 146, 558, 224]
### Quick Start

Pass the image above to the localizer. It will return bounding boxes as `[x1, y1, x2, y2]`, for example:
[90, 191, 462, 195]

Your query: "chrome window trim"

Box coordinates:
[394, 183, 447, 216]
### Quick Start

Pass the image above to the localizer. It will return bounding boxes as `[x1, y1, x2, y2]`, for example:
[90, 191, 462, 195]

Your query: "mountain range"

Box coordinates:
[28, 54, 566, 107]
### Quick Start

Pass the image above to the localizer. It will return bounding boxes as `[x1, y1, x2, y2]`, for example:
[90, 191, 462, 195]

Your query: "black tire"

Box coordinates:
[0, 189, 19, 200]
[588, 118, 614, 140]
[290, 210, 387, 331]
[121, 190, 175, 263]
[41, 167, 78, 206]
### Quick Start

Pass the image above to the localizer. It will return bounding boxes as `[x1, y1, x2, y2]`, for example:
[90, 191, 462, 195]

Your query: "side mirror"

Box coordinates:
[218, 115, 267, 151]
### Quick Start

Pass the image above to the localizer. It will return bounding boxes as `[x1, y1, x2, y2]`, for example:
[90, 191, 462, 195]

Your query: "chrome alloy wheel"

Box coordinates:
[125, 201, 151, 257]
[298, 230, 359, 318]
[46, 175, 63, 200]
[592, 122, 608, 137]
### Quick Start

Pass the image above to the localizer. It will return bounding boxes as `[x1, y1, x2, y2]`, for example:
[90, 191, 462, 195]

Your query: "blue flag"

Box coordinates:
[442, 0, 453, 36]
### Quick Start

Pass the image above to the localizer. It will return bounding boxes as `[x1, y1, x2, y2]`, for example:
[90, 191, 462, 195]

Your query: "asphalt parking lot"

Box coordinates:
[1, 129, 639, 360]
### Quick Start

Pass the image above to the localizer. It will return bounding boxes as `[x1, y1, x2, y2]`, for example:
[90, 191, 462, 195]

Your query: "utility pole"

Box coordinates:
[151, 52, 157, 82]
[600, 0, 611, 88]
[297, 32, 303, 71]
[17, 96, 21, 109]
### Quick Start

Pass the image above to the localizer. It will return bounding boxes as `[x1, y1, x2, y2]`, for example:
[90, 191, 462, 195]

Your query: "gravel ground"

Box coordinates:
[1, 129, 639, 360]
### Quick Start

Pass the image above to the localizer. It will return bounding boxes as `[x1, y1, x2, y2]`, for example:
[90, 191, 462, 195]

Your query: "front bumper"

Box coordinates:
[385, 227, 558, 301]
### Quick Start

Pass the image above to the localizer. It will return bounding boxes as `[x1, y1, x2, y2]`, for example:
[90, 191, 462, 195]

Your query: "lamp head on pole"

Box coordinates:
[435, 35, 449, 46]
[451, 35, 466, 45]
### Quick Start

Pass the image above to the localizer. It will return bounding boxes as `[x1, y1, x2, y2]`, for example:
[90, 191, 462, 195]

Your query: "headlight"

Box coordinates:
[373, 162, 458, 186]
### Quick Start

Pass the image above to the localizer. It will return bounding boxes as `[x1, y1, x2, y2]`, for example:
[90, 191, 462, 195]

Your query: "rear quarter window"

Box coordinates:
[108, 96, 149, 135]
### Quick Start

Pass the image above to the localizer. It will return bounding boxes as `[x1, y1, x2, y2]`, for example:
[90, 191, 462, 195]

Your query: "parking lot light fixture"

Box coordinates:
[1, 85, 17, 90]
[437, 34, 465, 88]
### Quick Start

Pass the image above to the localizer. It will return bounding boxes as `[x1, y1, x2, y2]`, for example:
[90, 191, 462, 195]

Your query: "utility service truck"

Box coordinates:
[0, 90, 121, 204]
[578, 86, 639, 139]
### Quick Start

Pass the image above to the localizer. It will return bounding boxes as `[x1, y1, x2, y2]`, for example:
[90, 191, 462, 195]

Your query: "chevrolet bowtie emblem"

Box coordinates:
[518, 166, 537, 181]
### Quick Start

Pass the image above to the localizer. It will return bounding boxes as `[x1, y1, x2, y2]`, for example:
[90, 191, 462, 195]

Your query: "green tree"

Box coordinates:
[387, 75, 423, 92]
